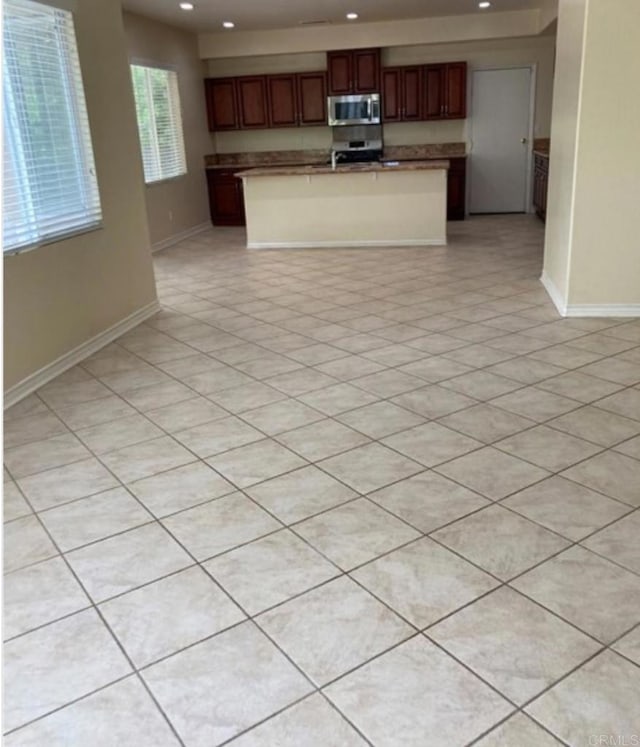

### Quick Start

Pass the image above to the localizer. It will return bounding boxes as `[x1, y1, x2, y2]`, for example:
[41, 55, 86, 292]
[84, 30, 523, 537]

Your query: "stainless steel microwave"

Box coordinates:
[328, 93, 381, 126]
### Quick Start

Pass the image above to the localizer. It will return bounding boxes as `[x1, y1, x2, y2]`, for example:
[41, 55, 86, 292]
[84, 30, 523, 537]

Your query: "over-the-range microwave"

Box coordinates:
[328, 93, 381, 126]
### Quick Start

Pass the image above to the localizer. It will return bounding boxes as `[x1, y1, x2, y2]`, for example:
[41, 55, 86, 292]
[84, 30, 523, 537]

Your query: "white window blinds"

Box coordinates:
[2, 0, 102, 254]
[131, 64, 187, 185]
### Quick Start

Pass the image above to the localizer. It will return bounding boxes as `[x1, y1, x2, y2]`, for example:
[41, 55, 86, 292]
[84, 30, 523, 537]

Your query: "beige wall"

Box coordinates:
[4, 0, 157, 393]
[242, 169, 447, 248]
[124, 12, 211, 248]
[209, 35, 556, 154]
[543, 0, 640, 312]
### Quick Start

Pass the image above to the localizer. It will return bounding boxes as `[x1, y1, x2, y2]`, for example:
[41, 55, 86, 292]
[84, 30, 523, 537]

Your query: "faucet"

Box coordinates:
[331, 150, 345, 170]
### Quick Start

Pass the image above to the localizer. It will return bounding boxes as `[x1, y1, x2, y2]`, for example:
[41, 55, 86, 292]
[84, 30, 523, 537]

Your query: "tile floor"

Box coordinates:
[4, 215, 640, 746]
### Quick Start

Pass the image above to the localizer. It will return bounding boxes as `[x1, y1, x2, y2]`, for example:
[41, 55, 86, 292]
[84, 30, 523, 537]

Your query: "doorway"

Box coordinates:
[469, 67, 534, 214]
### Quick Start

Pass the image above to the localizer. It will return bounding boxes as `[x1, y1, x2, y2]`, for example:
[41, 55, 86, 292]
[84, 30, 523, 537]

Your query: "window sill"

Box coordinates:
[3, 221, 104, 258]
[145, 172, 188, 188]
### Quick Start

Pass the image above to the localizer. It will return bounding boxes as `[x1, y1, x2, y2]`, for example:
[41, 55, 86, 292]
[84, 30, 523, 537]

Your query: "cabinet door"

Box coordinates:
[447, 158, 467, 221]
[382, 68, 402, 121]
[353, 49, 380, 93]
[445, 62, 467, 119]
[207, 171, 245, 226]
[267, 74, 298, 127]
[402, 67, 422, 120]
[236, 76, 269, 129]
[424, 64, 445, 119]
[297, 72, 327, 126]
[204, 79, 237, 131]
[327, 51, 353, 94]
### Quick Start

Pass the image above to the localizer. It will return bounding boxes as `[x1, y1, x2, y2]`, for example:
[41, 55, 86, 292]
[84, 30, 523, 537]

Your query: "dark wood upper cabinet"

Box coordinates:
[444, 61, 467, 119]
[382, 68, 402, 121]
[267, 74, 298, 127]
[297, 72, 327, 126]
[327, 49, 380, 94]
[353, 49, 380, 93]
[327, 51, 352, 94]
[402, 67, 422, 120]
[205, 78, 237, 131]
[424, 62, 467, 120]
[236, 76, 269, 129]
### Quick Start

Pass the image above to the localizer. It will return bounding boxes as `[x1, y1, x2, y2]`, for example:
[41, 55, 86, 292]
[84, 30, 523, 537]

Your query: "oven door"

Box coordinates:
[328, 94, 380, 126]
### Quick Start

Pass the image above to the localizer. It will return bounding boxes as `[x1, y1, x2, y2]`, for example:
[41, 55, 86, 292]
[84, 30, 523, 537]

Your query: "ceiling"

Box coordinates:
[122, 0, 545, 34]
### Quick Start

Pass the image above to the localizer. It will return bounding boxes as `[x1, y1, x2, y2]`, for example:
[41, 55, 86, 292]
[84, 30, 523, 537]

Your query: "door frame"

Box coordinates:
[467, 64, 537, 215]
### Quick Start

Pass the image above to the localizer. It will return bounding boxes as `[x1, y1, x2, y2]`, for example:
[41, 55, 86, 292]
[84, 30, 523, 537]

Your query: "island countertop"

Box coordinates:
[235, 159, 451, 178]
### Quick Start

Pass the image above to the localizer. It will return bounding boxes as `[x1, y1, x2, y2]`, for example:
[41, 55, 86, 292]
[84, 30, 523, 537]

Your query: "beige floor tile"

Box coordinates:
[229, 694, 367, 747]
[206, 439, 306, 488]
[441, 370, 522, 400]
[432, 505, 570, 580]
[592, 388, 640, 422]
[37, 379, 112, 410]
[246, 466, 357, 523]
[298, 383, 379, 416]
[145, 396, 227, 432]
[435, 447, 549, 500]
[491, 387, 581, 422]
[5, 433, 91, 480]
[75, 414, 163, 455]
[353, 538, 497, 628]
[486, 356, 566, 384]
[100, 435, 195, 483]
[129, 461, 234, 517]
[580, 356, 640, 386]
[3, 411, 68, 450]
[475, 713, 563, 746]
[561, 450, 640, 506]
[496, 425, 602, 472]
[369, 471, 489, 532]
[612, 625, 640, 665]
[537, 371, 623, 403]
[318, 442, 423, 494]
[206, 530, 339, 615]
[121, 380, 197, 412]
[275, 418, 370, 461]
[337, 401, 426, 439]
[4, 394, 48, 421]
[174, 416, 263, 458]
[582, 511, 640, 574]
[294, 498, 420, 570]
[100, 566, 244, 667]
[54, 395, 137, 430]
[325, 637, 512, 747]
[66, 523, 191, 602]
[548, 406, 640, 447]
[391, 384, 478, 419]
[315, 354, 387, 380]
[3, 609, 131, 732]
[258, 576, 412, 685]
[16, 457, 119, 512]
[398, 355, 475, 383]
[39, 487, 152, 552]
[4, 516, 58, 573]
[2, 482, 32, 522]
[207, 380, 287, 413]
[512, 546, 640, 643]
[241, 399, 325, 435]
[439, 404, 536, 443]
[615, 434, 640, 459]
[382, 422, 483, 467]
[505, 476, 631, 541]
[265, 368, 339, 396]
[526, 651, 640, 746]
[162, 492, 280, 560]
[350, 370, 425, 398]
[3, 557, 90, 640]
[430, 587, 600, 704]
[142, 622, 312, 747]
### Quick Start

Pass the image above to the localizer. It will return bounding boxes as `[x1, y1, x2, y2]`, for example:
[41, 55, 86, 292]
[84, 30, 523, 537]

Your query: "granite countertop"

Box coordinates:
[235, 159, 451, 178]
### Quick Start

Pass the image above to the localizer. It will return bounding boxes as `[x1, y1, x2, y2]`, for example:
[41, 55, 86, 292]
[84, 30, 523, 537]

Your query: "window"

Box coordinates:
[131, 64, 187, 185]
[2, 0, 102, 254]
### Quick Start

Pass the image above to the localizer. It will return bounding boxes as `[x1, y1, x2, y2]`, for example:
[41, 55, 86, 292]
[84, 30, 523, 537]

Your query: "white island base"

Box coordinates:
[239, 162, 449, 250]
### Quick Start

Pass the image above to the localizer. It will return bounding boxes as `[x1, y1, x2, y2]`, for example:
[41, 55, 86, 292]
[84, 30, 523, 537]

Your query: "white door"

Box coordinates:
[469, 67, 533, 214]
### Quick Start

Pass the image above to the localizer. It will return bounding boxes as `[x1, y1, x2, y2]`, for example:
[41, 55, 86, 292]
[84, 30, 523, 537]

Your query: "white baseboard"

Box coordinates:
[540, 271, 567, 316]
[541, 272, 640, 317]
[247, 239, 447, 250]
[4, 300, 161, 409]
[152, 222, 212, 254]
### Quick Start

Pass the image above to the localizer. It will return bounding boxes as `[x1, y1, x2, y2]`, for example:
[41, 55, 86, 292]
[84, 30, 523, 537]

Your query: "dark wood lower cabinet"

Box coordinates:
[533, 153, 549, 222]
[447, 157, 467, 221]
[207, 169, 246, 226]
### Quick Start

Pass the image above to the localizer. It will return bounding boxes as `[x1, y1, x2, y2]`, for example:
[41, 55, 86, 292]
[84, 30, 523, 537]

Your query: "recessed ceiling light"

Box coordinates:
[179, 2, 194, 9]
[222, 20, 235, 28]
[478, 1, 491, 8]
[346, 12, 358, 20]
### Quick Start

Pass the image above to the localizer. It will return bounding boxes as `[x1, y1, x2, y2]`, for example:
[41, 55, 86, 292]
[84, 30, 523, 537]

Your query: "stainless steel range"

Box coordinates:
[330, 124, 383, 165]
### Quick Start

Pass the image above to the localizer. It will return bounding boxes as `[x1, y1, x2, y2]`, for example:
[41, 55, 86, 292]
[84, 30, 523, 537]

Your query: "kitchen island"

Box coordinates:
[236, 160, 449, 249]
